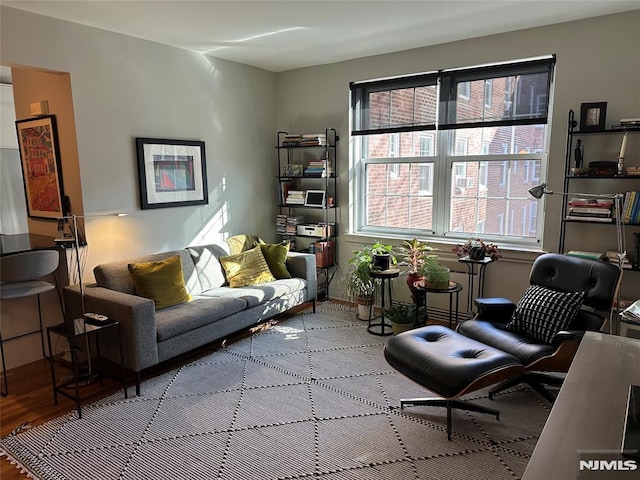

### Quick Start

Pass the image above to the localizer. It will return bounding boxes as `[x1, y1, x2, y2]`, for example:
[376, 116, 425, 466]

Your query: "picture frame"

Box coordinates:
[579, 102, 607, 132]
[15, 115, 66, 219]
[304, 189, 326, 208]
[135, 137, 208, 209]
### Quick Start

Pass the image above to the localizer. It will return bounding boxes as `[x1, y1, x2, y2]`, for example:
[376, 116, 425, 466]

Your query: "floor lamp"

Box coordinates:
[529, 183, 625, 333]
[57, 212, 126, 378]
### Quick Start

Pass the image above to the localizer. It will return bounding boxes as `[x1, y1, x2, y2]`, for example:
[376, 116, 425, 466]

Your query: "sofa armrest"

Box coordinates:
[474, 297, 516, 324]
[286, 252, 317, 301]
[64, 284, 159, 372]
[552, 330, 585, 347]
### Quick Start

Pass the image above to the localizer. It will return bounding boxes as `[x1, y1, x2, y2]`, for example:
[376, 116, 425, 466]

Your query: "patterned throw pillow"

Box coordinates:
[225, 235, 264, 255]
[220, 246, 276, 288]
[506, 285, 585, 344]
[128, 255, 191, 310]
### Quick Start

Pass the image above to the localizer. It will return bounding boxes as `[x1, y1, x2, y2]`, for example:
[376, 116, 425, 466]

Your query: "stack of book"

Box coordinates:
[281, 134, 303, 147]
[622, 191, 640, 224]
[276, 215, 303, 235]
[304, 159, 334, 176]
[626, 166, 640, 176]
[603, 250, 632, 269]
[566, 197, 613, 222]
[285, 190, 305, 205]
[299, 133, 327, 146]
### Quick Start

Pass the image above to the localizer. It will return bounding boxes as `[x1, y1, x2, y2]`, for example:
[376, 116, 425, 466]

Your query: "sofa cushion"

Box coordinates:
[505, 284, 585, 344]
[226, 234, 263, 255]
[128, 255, 191, 310]
[94, 250, 201, 296]
[220, 246, 276, 288]
[155, 296, 247, 341]
[188, 244, 229, 290]
[199, 278, 307, 308]
[260, 242, 291, 279]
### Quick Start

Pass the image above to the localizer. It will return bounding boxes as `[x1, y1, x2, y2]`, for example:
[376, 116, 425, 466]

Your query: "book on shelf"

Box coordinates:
[603, 250, 633, 269]
[568, 197, 613, 207]
[565, 215, 613, 223]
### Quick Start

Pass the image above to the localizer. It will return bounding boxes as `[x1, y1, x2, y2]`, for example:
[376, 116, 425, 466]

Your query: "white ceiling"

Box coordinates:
[3, 1, 639, 72]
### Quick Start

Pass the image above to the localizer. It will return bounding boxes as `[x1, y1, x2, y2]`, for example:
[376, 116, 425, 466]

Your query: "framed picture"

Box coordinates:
[304, 190, 326, 208]
[579, 102, 607, 132]
[15, 115, 66, 219]
[135, 138, 208, 209]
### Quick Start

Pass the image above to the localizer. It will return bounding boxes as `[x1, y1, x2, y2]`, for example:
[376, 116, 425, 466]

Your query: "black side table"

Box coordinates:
[367, 269, 400, 336]
[458, 256, 493, 313]
[46, 317, 127, 418]
[413, 280, 463, 329]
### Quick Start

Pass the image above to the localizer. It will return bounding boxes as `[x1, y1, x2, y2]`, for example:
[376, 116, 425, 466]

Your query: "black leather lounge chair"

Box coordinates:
[385, 253, 621, 439]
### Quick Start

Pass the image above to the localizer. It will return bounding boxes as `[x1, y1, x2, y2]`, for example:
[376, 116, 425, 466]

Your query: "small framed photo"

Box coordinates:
[284, 164, 303, 176]
[580, 102, 607, 132]
[135, 138, 208, 209]
[304, 190, 326, 208]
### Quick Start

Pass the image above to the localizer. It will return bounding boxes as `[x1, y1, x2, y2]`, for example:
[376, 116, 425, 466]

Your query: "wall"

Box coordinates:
[0, 6, 278, 367]
[275, 10, 640, 305]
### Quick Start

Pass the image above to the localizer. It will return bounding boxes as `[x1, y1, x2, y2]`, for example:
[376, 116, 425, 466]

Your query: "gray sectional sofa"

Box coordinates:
[63, 243, 317, 394]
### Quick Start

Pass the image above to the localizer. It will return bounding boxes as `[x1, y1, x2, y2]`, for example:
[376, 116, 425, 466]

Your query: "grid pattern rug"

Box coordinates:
[1, 302, 550, 480]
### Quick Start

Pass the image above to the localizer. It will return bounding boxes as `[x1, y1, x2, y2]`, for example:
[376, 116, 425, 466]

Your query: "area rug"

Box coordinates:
[1, 302, 550, 480]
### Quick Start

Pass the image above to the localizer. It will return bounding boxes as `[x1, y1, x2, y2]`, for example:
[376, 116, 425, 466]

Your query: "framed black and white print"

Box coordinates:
[579, 102, 607, 132]
[135, 138, 208, 209]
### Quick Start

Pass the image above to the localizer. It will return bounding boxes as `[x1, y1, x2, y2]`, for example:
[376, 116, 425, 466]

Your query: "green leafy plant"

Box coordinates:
[452, 238, 501, 261]
[397, 238, 433, 274]
[382, 301, 416, 325]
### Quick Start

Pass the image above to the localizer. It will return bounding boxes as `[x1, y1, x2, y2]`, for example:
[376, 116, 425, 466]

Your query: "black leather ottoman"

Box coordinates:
[384, 325, 524, 440]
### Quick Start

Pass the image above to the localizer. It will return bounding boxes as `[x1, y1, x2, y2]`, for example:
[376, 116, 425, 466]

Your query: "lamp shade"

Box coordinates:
[528, 183, 547, 199]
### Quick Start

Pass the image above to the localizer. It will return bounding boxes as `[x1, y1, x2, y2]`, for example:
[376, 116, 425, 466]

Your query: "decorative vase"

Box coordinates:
[469, 247, 485, 260]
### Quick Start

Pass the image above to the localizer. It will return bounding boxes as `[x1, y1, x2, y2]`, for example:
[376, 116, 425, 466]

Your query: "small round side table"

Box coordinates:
[367, 268, 400, 336]
[413, 280, 463, 329]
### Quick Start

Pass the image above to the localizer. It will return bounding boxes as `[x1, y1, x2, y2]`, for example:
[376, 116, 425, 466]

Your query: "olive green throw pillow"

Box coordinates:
[128, 255, 191, 310]
[260, 242, 291, 279]
[220, 246, 276, 288]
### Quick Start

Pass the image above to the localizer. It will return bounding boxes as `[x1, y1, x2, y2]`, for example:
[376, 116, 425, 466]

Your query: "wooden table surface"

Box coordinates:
[523, 331, 640, 479]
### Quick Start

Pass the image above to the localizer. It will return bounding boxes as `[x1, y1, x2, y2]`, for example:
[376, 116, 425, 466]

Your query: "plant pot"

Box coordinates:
[407, 273, 424, 302]
[356, 295, 374, 320]
[424, 267, 451, 289]
[372, 253, 391, 271]
[469, 246, 485, 260]
[392, 321, 414, 335]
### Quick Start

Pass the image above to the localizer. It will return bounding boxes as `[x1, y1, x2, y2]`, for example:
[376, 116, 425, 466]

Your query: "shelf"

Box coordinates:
[566, 175, 640, 179]
[572, 127, 640, 135]
[277, 175, 336, 179]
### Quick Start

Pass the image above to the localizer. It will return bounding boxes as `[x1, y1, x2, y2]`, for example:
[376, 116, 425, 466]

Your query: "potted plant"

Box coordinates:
[452, 238, 502, 261]
[420, 254, 451, 289]
[343, 245, 376, 320]
[397, 238, 433, 288]
[382, 301, 417, 335]
[369, 241, 397, 271]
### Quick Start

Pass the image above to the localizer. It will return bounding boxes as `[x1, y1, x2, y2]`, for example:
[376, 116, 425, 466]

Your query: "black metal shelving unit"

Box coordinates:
[276, 128, 339, 298]
[560, 110, 640, 256]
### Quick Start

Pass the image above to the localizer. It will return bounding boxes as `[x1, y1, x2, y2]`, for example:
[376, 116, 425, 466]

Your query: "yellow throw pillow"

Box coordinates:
[260, 242, 291, 279]
[226, 234, 264, 255]
[220, 246, 276, 288]
[128, 255, 191, 310]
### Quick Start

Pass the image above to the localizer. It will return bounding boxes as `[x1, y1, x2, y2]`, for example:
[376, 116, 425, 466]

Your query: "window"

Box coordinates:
[484, 79, 493, 108]
[350, 56, 554, 247]
[458, 81, 470, 99]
